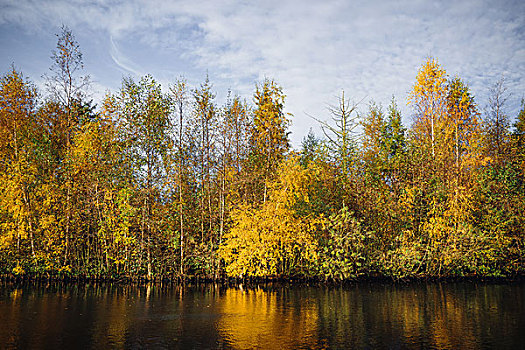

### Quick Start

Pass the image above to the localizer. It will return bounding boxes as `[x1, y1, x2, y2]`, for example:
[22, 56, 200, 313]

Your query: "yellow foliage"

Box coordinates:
[220, 156, 324, 277]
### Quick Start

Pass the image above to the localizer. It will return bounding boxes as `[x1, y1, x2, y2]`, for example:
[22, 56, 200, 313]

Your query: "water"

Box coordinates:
[1, 281, 523, 349]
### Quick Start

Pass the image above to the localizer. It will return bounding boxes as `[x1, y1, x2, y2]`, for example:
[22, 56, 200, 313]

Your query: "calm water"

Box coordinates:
[0, 281, 523, 349]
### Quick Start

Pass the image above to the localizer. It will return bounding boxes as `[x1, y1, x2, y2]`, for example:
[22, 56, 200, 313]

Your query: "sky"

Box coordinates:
[1, 0, 524, 147]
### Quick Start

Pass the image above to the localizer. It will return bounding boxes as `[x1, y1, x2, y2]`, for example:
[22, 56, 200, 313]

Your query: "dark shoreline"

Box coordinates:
[2, 273, 524, 287]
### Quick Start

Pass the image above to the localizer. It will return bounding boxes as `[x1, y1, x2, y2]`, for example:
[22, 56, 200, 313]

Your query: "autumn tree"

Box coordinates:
[214, 93, 251, 276]
[220, 156, 323, 277]
[0, 67, 39, 270]
[68, 102, 131, 275]
[406, 58, 448, 236]
[43, 25, 91, 267]
[361, 101, 385, 179]
[408, 58, 448, 161]
[118, 75, 171, 278]
[513, 99, 525, 175]
[168, 78, 190, 276]
[249, 79, 290, 204]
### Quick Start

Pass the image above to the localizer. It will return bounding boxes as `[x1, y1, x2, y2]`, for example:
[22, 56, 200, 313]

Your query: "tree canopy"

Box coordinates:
[1, 33, 524, 280]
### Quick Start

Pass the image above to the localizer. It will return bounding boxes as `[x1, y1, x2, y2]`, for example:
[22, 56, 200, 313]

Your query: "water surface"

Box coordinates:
[1, 281, 523, 349]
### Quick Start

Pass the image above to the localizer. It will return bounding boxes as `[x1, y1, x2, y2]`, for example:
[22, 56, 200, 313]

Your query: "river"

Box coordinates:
[1, 281, 523, 349]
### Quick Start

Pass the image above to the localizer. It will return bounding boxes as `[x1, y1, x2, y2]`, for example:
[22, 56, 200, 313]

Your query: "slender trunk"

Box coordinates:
[29, 220, 35, 257]
[218, 175, 225, 280]
[201, 122, 205, 242]
[179, 166, 184, 276]
[147, 157, 153, 279]
[65, 184, 71, 264]
[178, 100, 185, 276]
[65, 100, 72, 267]
[95, 184, 102, 273]
[431, 116, 435, 158]
[179, 191, 184, 275]
[140, 197, 145, 273]
[454, 122, 459, 235]
[16, 223, 20, 254]
[25, 192, 35, 258]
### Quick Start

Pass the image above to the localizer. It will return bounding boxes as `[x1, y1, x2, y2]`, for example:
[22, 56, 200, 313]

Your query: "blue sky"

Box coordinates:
[1, 0, 524, 146]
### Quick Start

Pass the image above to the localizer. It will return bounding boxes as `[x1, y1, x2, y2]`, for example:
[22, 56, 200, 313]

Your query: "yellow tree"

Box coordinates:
[220, 156, 323, 277]
[406, 58, 450, 274]
[0, 67, 38, 271]
[406, 59, 490, 276]
[361, 102, 384, 168]
[408, 58, 448, 161]
[249, 79, 290, 204]
[442, 78, 482, 254]
[446, 77, 481, 177]
[68, 96, 136, 276]
[359, 102, 390, 242]
[407, 58, 449, 231]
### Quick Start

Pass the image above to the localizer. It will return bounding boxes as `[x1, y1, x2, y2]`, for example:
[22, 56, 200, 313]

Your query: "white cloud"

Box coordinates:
[109, 36, 143, 77]
[1, 0, 524, 145]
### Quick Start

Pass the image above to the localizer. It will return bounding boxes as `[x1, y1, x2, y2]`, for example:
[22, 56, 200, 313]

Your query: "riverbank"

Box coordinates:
[2, 272, 524, 286]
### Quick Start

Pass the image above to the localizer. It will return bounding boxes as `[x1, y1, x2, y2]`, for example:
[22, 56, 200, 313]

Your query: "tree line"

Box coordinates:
[1, 27, 524, 280]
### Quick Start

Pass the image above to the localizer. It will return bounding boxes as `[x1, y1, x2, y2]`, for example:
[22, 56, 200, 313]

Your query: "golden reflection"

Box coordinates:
[217, 286, 320, 349]
[89, 285, 132, 348]
[10, 288, 22, 300]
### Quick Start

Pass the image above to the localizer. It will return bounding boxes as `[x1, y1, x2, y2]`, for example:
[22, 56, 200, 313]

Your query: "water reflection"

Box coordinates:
[0, 281, 523, 349]
[216, 285, 320, 348]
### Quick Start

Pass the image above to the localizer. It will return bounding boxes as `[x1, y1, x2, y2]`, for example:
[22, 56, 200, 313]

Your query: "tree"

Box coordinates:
[405, 58, 449, 238]
[0, 67, 39, 267]
[408, 58, 448, 161]
[249, 79, 290, 203]
[484, 78, 510, 163]
[193, 76, 217, 242]
[215, 93, 250, 276]
[361, 101, 385, 178]
[381, 97, 406, 194]
[220, 156, 322, 277]
[68, 105, 133, 275]
[382, 97, 406, 162]
[446, 77, 481, 181]
[299, 129, 321, 168]
[45, 25, 90, 108]
[513, 99, 525, 175]
[118, 75, 171, 278]
[169, 78, 190, 276]
[314, 90, 361, 207]
[43, 25, 91, 267]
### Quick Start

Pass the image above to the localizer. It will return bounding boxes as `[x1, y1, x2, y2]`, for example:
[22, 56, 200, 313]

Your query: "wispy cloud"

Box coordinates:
[109, 36, 143, 77]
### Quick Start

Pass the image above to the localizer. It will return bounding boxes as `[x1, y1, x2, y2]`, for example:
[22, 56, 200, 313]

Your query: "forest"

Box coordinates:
[1, 27, 524, 281]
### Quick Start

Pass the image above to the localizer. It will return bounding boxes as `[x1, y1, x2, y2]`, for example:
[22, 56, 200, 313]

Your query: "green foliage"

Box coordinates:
[318, 206, 373, 281]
